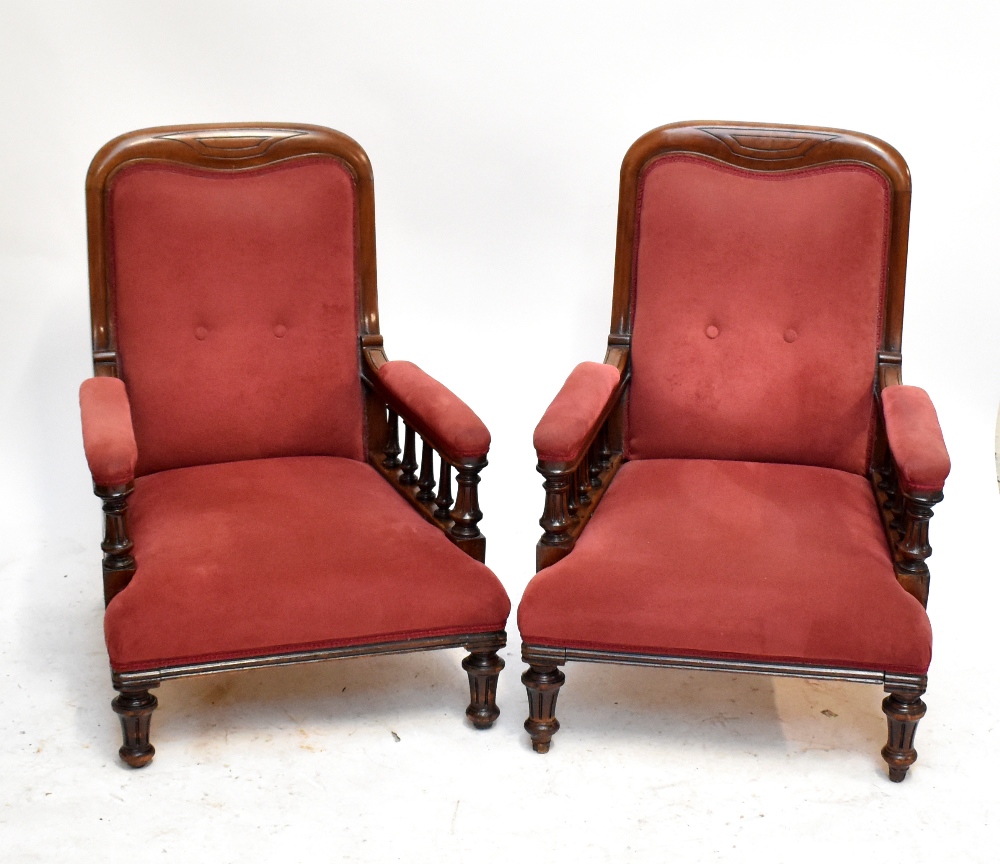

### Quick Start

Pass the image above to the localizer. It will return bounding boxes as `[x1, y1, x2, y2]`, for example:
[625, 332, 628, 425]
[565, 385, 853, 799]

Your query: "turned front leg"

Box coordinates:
[522, 664, 565, 753]
[882, 686, 927, 782]
[462, 649, 504, 729]
[112, 684, 159, 768]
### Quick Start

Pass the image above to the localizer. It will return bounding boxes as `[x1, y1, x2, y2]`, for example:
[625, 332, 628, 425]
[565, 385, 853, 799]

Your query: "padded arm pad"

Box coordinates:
[882, 384, 950, 494]
[377, 360, 490, 460]
[533, 362, 621, 463]
[80, 377, 138, 487]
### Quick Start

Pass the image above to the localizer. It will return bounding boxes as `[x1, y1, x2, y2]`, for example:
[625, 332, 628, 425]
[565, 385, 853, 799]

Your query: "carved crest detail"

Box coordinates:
[700, 126, 839, 160]
[154, 129, 305, 159]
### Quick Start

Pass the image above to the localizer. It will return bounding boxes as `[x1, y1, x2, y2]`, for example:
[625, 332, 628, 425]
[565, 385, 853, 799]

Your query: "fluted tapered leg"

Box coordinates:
[882, 688, 926, 782]
[463, 649, 504, 729]
[522, 664, 565, 753]
[112, 685, 159, 768]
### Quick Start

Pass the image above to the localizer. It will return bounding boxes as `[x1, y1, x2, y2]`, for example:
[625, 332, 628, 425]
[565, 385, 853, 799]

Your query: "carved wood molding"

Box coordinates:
[522, 643, 926, 689]
[113, 630, 508, 688]
[153, 128, 307, 160]
[698, 126, 840, 161]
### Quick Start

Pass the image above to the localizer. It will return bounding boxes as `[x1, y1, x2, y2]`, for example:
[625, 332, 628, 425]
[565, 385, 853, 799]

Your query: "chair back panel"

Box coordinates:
[627, 154, 890, 474]
[108, 156, 364, 475]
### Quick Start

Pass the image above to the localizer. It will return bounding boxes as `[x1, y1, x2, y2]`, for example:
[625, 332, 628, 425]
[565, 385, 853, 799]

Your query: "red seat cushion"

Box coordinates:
[105, 457, 510, 672]
[518, 459, 930, 675]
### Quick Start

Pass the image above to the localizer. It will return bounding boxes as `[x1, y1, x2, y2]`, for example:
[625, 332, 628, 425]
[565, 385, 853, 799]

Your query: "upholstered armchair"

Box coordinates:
[517, 122, 949, 781]
[80, 124, 510, 767]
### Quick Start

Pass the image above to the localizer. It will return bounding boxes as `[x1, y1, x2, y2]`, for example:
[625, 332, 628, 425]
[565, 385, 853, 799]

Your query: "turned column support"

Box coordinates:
[451, 457, 486, 541]
[95, 482, 136, 607]
[417, 439, 436, 502]
[522, 663, 566, 753]
[882, 679, 927, 782]
[112, 683, 159, 768]
[538, 468, 573, 545]
[576, 463, 592, 508]
[434, 460, 454, 520]
[382, 409, 402, 469]
[462, 648, 505, 729]
[400, 423, 418, 485]
[588, 442, 603, 490]
[597, 425, 612, 471]
[894, 488, 943, 608]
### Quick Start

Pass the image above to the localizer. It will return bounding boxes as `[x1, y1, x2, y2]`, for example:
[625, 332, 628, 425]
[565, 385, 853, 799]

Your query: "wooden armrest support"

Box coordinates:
[361, 347, 488, 562]
[93, 482, 136, 608]
[535, 351, 630, 571]
[80, 377, 139, 606]
[872, 384, 947, 608]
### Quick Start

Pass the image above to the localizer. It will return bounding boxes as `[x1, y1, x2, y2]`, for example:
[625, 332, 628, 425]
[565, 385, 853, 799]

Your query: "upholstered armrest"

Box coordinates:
[377, 360, 490, 461]
[882, 385, 950, 494]
[80, 377, 138, 487]
[534, 362, 621, 463]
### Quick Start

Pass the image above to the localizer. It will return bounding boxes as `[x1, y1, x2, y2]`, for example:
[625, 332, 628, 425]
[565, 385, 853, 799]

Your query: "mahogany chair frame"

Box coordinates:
[523, 122, 939, 781]
[86, 124, 504, 766]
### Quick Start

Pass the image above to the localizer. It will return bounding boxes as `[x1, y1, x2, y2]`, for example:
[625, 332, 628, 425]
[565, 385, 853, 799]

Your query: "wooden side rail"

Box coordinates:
[362, 342, 487, 562]
[369, 404, 486, 562]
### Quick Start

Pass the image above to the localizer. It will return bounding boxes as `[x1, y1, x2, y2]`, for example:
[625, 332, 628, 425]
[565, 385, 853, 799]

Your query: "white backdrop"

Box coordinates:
[1, 2, 998, 861]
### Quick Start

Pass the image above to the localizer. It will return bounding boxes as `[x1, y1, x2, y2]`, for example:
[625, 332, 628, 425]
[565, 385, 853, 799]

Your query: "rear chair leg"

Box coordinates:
[882, 686, 926, 782]
[463, 649, 504, 729]
[112, 684, 159, 768]
[522, 664, 565, 753]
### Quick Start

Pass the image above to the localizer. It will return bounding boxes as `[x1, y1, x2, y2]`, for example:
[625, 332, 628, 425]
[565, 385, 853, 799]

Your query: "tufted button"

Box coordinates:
[273, 324, 287, 338]
[705, 325, 719, 339]
[194, 326, 208, 341]
[784, 329, 798, 343]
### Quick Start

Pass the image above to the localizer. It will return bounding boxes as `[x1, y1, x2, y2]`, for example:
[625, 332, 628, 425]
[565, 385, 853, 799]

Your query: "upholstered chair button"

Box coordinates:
[784, 329, 798, 343]
[705, 325, 719, 339]
[274, 324, 287, 338]
[194, 326, 208, 340]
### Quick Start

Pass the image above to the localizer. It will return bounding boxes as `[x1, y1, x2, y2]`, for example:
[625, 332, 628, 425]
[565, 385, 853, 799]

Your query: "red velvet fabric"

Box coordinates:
[628, 156, 890, 475]
[518, 459, 930, 674]
[377, 361, 490, 459]
[79, 377, 138, 486]
[533, 362, 621, 462]
[104, 457, 510, 672]
[882, 385, 950, 493]
[108, 157, 364, 476]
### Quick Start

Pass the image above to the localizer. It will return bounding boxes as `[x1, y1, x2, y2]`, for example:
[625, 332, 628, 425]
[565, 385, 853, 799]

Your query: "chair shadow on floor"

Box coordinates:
[531, 661, 889, 772]
[156, 649, 472, 735]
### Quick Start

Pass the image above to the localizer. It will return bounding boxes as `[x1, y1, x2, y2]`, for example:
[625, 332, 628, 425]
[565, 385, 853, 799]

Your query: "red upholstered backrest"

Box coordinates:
[108, 156, 364, 475]
[627, 155, 890, 475]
